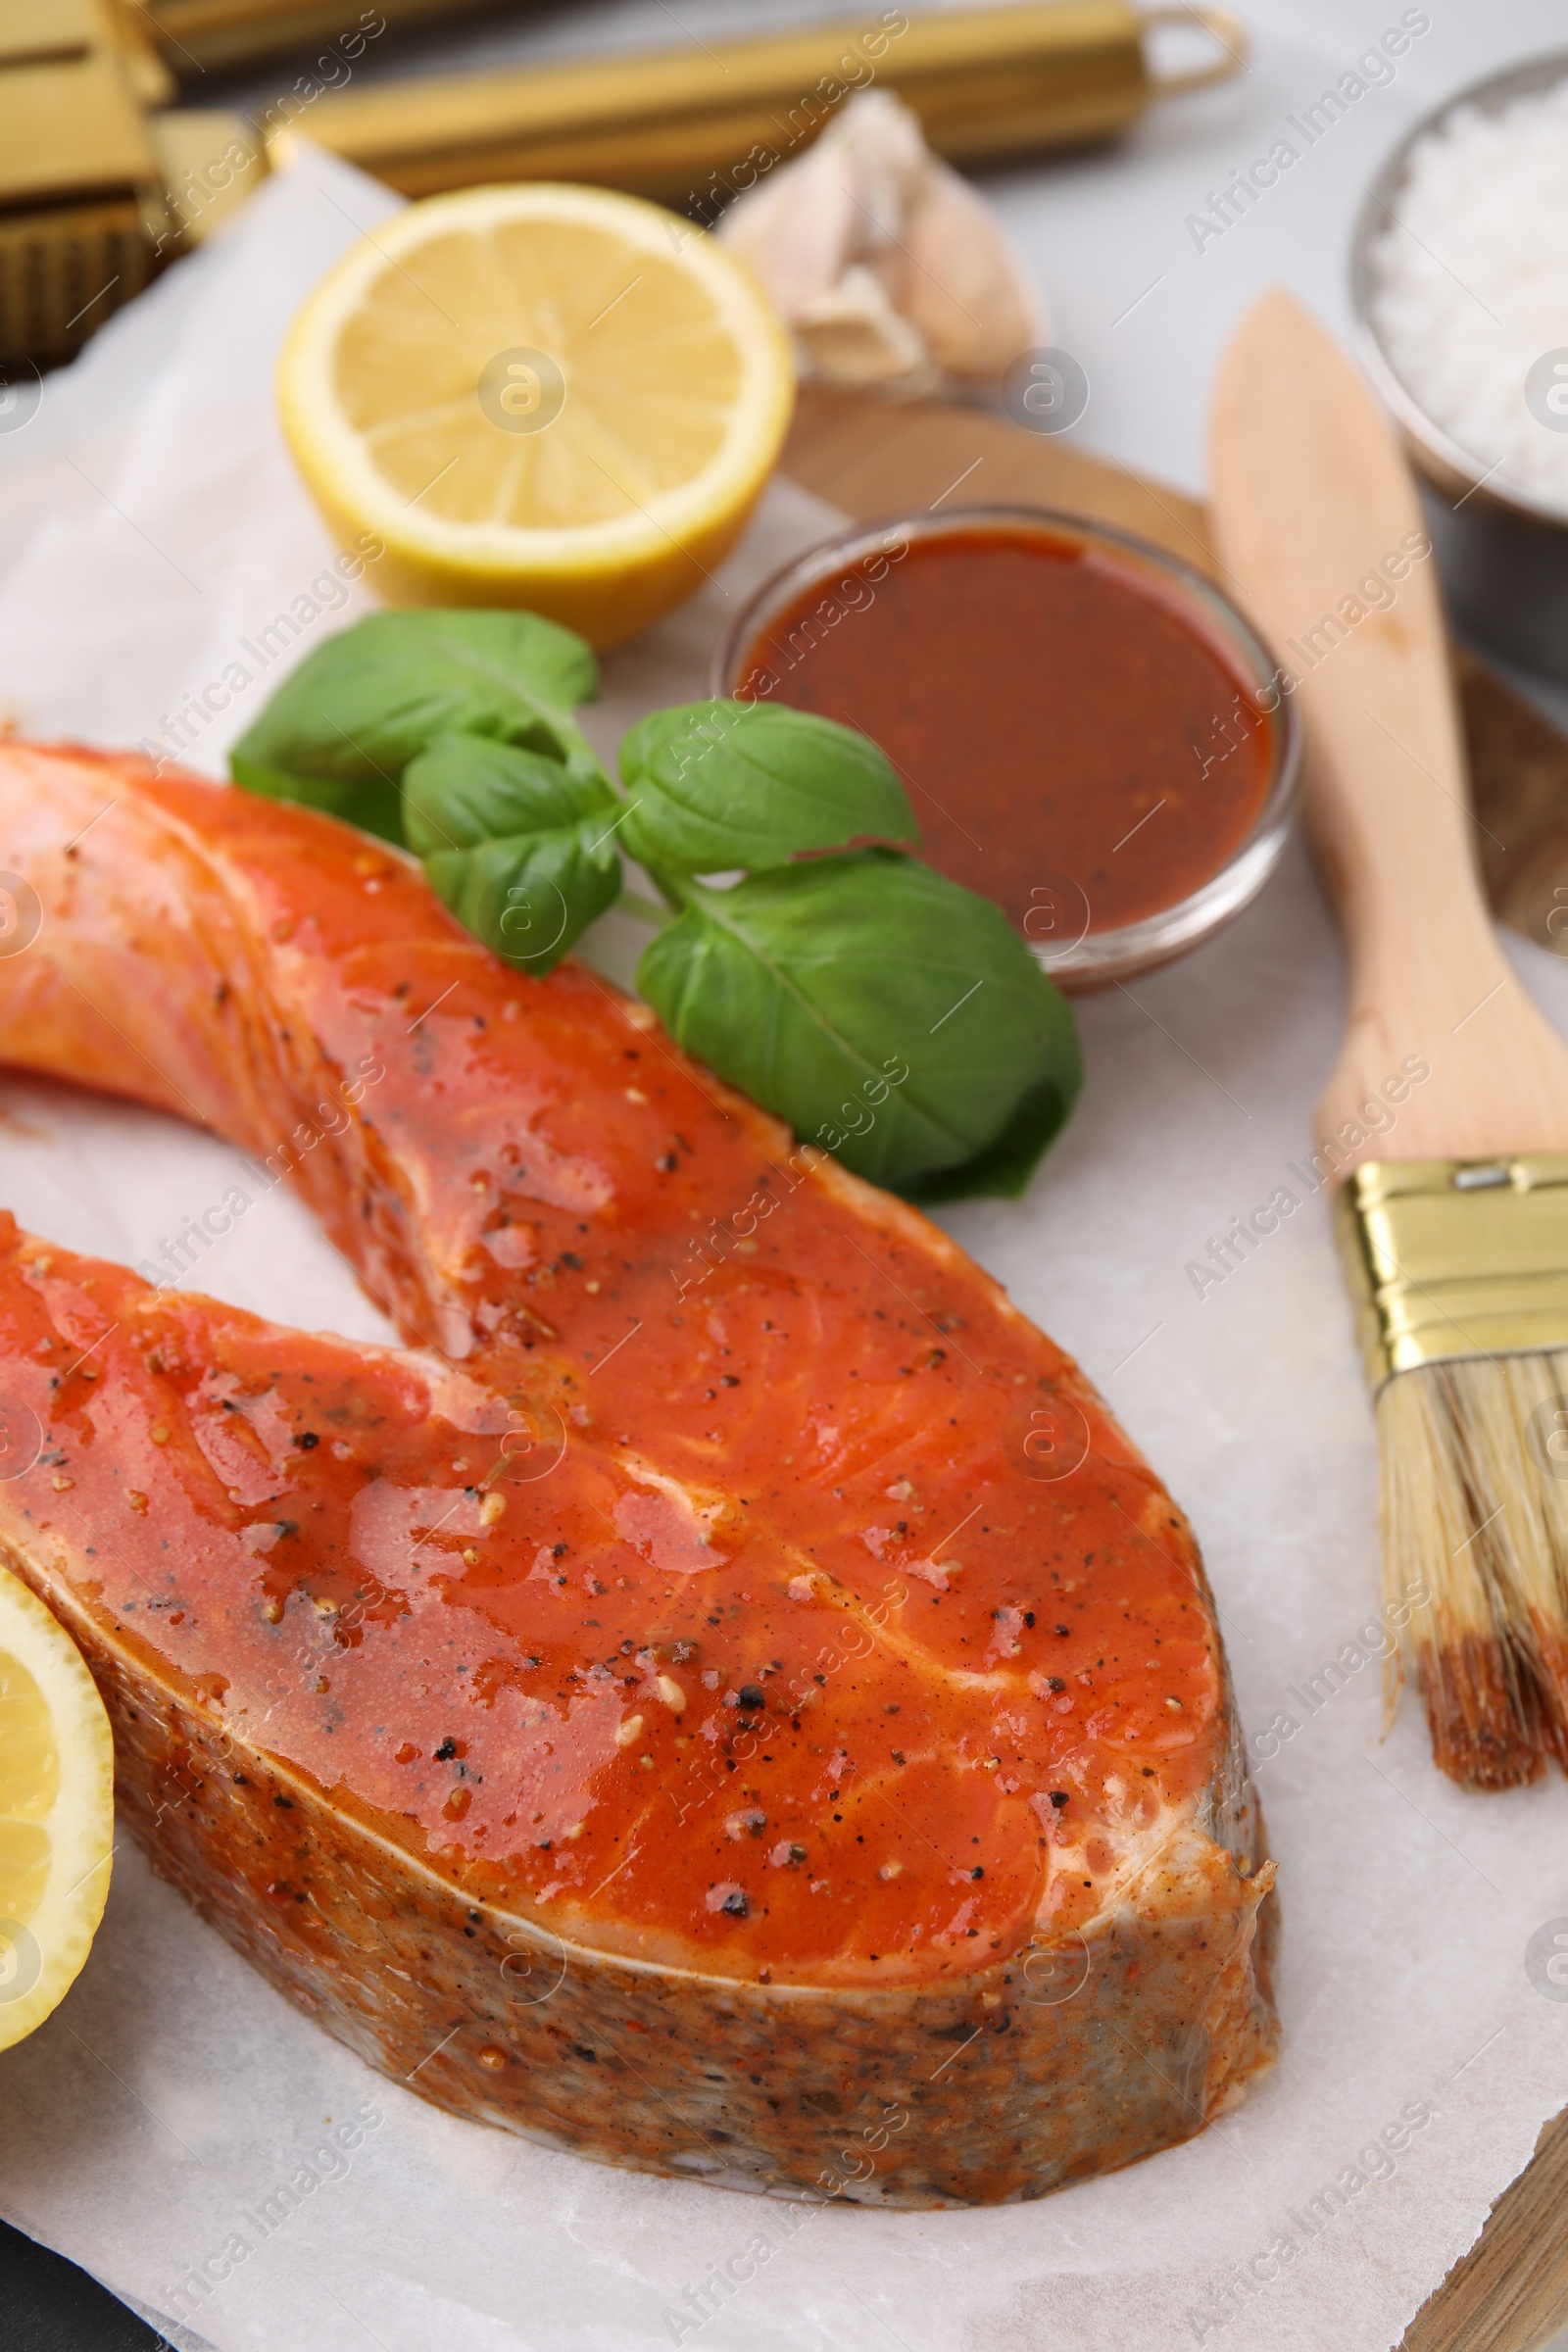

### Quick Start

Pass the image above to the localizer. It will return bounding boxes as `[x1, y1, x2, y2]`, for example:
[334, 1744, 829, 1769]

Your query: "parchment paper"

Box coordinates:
[1, 97, 1568, 2352]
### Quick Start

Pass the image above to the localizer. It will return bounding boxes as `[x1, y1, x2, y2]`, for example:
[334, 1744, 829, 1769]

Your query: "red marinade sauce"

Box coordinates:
[735, 525, 1277, 939]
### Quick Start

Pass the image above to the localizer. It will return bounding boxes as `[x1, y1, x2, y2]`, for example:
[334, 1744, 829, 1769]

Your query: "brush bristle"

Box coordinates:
[1378, 1353, 1568, 1789]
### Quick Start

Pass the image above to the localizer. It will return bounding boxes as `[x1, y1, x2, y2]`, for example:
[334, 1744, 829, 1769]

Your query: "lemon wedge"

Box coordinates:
[278, 182, 796, 646]
[0, 1563, 114, 2051]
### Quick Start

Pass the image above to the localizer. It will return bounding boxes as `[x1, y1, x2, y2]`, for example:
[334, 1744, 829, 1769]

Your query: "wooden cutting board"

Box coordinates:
[782, 385, 1568, 2352]
[784, 386, 1568, 965]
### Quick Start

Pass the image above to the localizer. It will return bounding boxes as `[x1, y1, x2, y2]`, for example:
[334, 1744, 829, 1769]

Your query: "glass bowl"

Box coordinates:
[1350, 50, 1568, 680]
[709, 505, 1302, 992]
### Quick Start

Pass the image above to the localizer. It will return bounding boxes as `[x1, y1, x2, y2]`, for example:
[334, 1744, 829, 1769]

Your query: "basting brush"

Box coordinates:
[1209, 290, 1568, 1790]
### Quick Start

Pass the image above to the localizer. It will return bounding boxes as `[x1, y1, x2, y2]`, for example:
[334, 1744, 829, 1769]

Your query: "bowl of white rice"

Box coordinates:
[1352, 50, 1568, 678]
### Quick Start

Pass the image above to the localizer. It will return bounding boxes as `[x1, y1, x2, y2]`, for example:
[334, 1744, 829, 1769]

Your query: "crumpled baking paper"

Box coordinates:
[1, 140, 1568, 2352]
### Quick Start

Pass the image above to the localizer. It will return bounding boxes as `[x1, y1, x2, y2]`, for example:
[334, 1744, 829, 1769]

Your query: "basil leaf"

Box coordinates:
[230, 611, 603, 843]
[421, 818, 622, 973]
[900, 1078, 1075, 1203]
[404, 734, 622, 972]
[635, 851, 1081, 1196]
[402, 731, 617, 855]
[617, 699, 915, 874]
[228, 752, 407, 847]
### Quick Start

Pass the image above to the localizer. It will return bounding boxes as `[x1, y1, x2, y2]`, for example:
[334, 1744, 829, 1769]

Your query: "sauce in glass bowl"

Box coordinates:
[713, 508, 1299, 989]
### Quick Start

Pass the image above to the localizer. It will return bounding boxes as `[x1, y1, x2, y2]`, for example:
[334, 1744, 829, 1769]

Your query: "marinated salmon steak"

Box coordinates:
[0, 745, 1277, 2205]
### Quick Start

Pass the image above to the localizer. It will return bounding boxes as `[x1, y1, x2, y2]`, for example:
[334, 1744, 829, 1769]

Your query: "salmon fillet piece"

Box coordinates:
[0, 744, 1276, 2205]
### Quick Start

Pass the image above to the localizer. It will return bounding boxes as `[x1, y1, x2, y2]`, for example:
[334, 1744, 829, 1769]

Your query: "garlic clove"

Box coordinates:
[824, 87, 928, 240]
[794, 263, 939, 393]
[718, 137, 859, 318]
[889, 160, 1046, 378]
[719, 90, 1045, 393]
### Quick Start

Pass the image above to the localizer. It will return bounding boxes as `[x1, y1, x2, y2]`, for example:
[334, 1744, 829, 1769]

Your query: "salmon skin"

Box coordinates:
[0, 744, 1277, 2205]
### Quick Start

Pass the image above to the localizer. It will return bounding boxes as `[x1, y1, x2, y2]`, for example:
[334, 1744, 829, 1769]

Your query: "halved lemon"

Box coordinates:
[278, 182, 797, 646]
[0, 1564, 114, 2051]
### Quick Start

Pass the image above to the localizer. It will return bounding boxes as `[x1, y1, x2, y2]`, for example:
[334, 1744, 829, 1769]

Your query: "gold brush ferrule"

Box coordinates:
[1335, 1155, 1568, 1394]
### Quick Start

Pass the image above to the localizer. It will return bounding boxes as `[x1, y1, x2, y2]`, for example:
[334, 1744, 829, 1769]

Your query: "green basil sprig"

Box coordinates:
[230, 611, 601, 847]
[403, 733, 622, 969]
[231, 610, 1081, 1200]
[617, 699, 914, 874]
[638, 855, 1080, 1199]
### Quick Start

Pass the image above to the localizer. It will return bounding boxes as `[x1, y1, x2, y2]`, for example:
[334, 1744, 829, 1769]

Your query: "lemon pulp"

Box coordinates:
[0, 1563, 114, 2051]
[278, 184, 796, 645]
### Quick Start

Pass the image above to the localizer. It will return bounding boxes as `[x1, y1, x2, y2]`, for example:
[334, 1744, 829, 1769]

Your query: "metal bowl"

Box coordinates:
[709, 505, 1302, 993]
[1350, 49, 1568, 680]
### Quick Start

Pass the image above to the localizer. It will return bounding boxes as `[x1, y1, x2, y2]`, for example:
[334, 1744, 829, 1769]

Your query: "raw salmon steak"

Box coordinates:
[0, 744, 1276, 2205]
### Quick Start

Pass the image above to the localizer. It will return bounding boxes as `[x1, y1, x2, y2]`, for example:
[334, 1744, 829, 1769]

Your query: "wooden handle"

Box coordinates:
[1209, 290, 1568, 1167]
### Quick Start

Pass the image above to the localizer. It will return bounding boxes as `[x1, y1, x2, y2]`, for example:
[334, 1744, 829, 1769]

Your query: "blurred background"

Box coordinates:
[4, 0, 1559, 488]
